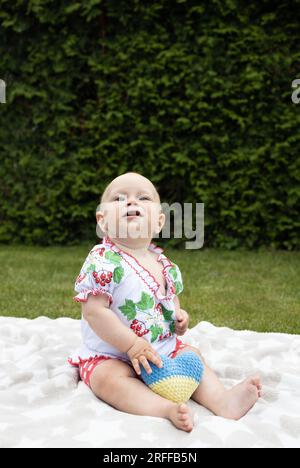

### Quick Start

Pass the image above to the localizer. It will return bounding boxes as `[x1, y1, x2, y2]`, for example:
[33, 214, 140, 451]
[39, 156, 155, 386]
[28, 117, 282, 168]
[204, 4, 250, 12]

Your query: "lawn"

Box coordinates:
[0, 244, 299, 334]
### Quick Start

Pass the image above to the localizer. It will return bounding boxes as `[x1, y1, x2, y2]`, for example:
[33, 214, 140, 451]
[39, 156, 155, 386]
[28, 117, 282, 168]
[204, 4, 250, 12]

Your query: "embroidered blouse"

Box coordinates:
[68, 235, 184, 366]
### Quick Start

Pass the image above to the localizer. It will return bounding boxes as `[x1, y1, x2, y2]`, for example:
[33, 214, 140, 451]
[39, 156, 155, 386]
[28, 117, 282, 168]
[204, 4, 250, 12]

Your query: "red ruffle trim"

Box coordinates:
[73, 288, 113, 305]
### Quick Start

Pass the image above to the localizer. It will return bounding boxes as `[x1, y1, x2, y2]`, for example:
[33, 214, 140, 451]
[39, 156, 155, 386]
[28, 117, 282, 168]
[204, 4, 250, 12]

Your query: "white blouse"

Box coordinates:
[68, 235, 184, 365]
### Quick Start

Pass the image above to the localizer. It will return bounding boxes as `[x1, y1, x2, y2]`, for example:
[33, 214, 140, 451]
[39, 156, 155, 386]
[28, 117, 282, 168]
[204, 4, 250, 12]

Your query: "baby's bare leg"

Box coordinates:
[176, 345, 262, 420]
[89, 358, 194, 432]
[192, 365, 261, 420]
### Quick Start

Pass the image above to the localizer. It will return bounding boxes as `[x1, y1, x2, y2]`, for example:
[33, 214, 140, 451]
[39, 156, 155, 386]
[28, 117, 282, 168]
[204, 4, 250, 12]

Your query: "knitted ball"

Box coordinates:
[140, 351, 204, 404]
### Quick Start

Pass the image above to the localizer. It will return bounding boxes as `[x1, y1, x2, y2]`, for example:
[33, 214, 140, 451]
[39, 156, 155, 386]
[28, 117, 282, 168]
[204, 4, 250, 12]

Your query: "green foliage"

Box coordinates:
[161, 304, 174, 322]
[119, 298, 136, 321]
[104, 251, 122, 264]
[113, 265, 124, 283]
[149, 324, 163, 342]
[136, 292, 155, 310]
[0, 0, 299, 249]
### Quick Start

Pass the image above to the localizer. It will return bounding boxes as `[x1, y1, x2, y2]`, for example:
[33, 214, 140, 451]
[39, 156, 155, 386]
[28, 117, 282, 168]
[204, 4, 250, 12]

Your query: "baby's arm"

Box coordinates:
[82, 294, 163, 374]
[82, 294, 136, 353]
[174, 295, 181, 317]
[173, 295, 189, 335]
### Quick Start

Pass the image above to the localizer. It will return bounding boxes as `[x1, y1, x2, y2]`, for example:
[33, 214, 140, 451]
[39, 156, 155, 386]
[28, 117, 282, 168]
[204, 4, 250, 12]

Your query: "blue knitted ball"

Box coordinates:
[140, 351, 204, 403]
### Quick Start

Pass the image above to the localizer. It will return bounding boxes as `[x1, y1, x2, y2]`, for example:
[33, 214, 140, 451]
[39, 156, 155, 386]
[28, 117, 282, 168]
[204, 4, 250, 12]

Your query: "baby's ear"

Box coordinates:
[156, 211, 166, 233]
[95, 208, 107, 236]
[95, 211, 101, 224]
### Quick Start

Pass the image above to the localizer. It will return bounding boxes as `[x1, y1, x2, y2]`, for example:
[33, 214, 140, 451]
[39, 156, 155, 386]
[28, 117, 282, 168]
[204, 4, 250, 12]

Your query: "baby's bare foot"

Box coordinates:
[217, 375, 262, 420]
[168, 403, 194, 432]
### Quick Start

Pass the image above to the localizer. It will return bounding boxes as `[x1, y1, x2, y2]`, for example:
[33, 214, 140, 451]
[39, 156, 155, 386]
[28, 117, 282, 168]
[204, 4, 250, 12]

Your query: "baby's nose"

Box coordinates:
[127, 195, 139, 205]
[127, 196, 143, 210]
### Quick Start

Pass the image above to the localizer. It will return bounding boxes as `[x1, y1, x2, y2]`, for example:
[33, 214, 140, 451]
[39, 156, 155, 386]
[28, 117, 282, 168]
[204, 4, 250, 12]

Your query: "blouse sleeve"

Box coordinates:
[73, 246, 124, 306]
[169, 262, 184, 296]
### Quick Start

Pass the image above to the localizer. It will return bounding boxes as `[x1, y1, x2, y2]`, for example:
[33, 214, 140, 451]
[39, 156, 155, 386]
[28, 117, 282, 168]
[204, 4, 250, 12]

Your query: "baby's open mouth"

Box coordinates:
[123, 209, 143, 217]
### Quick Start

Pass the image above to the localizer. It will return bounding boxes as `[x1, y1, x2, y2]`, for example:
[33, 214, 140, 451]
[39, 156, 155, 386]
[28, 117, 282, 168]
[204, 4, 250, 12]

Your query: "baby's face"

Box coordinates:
[97, 174, 165, 241]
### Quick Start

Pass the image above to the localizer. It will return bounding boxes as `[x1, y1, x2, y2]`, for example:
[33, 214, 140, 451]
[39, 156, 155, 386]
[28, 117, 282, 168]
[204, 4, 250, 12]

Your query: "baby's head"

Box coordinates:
[96, 172, 166, 245]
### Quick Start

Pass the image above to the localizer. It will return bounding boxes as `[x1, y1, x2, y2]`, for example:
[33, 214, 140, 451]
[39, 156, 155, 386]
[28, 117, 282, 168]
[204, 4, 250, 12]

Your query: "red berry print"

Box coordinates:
[92, 269, 113, 286]
[94, 247, 105, 257]
[130, 320, 148, 337]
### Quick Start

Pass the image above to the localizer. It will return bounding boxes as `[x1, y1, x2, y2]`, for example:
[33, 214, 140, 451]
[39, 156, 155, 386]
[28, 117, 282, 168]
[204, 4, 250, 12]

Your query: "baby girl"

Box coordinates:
[68, 172, 262, 432]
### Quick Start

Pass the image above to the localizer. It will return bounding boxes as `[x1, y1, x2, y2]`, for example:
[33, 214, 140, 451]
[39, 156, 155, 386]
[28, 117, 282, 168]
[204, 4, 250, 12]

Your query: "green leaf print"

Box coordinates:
[86, 263, 96, 273]
[113, 266, 124, 284]
[174, 280, 183, 294]
[169, 266, 178, 280]
[169, 321, 175, 334]
[160, 303, 173, 322]
[150, 324, 163, 343]
[105, 251, 122, 265]
[119, 299, 136, 321]
[136, 292, 154, 310]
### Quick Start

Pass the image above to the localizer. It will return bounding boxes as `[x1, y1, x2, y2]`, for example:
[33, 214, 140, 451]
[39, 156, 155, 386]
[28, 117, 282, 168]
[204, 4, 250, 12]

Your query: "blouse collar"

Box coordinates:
[102, 235, 175, 300]
[103, 235, 164, 258]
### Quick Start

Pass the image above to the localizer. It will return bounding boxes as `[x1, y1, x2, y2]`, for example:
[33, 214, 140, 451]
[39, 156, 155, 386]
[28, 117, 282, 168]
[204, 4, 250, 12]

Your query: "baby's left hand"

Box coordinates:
[175, 308, 189, 335]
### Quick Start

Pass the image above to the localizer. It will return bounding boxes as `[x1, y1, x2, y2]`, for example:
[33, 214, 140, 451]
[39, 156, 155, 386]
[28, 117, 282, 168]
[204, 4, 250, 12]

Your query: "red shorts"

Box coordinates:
[68, 337, 189, 389]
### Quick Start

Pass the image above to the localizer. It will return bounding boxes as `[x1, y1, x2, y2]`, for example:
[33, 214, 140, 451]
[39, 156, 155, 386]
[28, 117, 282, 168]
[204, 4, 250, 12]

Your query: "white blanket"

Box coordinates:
[0, 316, 299, 448]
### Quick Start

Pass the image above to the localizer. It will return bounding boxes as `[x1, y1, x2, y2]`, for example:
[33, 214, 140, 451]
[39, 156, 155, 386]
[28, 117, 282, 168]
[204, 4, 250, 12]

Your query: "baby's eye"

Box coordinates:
[113, 195, 126, 201]
[140, 196, 151, 200]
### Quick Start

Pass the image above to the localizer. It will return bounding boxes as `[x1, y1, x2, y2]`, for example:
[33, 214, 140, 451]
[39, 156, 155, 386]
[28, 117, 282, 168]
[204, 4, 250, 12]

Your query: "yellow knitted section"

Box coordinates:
[149, 376, 198, 404]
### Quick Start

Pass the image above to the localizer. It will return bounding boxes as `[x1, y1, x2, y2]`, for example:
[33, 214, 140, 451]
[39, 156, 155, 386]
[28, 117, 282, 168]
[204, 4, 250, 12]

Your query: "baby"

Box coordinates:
[68, 172, 262, 432]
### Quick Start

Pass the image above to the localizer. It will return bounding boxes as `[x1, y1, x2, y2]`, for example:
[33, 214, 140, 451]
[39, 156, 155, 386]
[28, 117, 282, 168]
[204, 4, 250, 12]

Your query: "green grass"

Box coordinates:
[0, 244, 299, 334]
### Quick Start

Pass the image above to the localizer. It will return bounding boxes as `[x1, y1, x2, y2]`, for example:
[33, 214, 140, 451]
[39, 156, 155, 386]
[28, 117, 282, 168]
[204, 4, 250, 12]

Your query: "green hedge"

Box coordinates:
[0, 0, 299, 249]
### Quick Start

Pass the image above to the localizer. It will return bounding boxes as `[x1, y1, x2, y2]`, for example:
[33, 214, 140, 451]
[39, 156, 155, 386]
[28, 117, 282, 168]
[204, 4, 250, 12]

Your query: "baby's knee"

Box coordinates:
[190, 346, 206, 364]
[90, 358, 136, 393]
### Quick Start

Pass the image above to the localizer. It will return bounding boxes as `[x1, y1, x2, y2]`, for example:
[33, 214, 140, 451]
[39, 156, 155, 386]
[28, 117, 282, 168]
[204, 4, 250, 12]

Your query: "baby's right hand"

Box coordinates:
[126, 337, 164, 376]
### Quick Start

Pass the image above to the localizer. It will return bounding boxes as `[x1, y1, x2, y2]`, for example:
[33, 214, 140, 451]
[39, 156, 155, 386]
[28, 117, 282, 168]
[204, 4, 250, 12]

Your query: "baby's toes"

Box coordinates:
[248, 375, 261, 390]
[179, 413, 189, 421]
[178, 404, 190, 419]
[183, 420, 193, 431]
[174, 404, 194, 432]
[178, 403, 189, 413]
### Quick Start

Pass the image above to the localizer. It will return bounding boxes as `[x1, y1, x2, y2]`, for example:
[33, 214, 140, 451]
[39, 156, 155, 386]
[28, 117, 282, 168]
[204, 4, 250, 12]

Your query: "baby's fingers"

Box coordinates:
[175, 320, 187, 334]
[132, 358, 141, 376]
[147, 350, 163, 369]
[139, 356, 153, 375]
